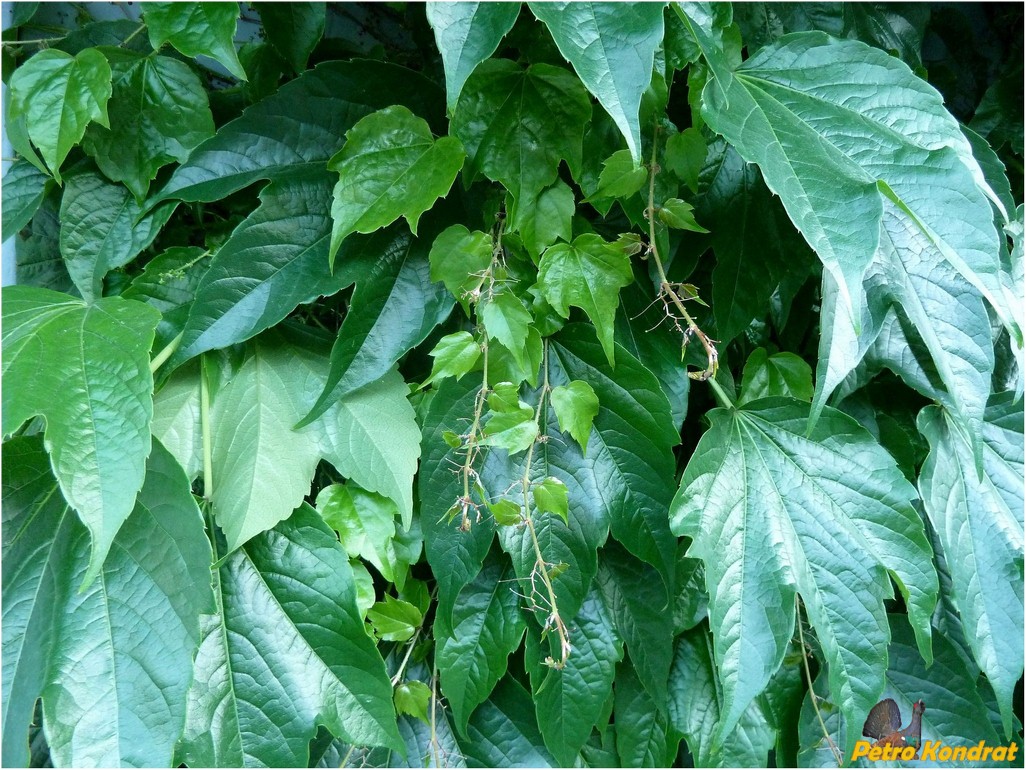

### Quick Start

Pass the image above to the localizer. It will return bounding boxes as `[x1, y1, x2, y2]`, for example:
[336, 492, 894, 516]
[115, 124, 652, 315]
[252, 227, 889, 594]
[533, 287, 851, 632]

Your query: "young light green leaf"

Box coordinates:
[1, 287, 159, 587]
[479, 407, 538, 455]
[368, 596, 423, 642]
[549, 379, 600, 454]
[8, 48, 111, 181]
[532, 477, 569, 525]
[589, 149, 648, 201]
[428, 223, 493, 307]
[664, 127, 706, 192]
[2, 438, 213, 769]
[394, 681, 432, 725]
[257, 2, 325, 72]
[1, 159, 50, 242]
[143, 2, 246, 81]
[426, 1, 521, 112]
[59, 170, 175, 302]
[658, 198, 709, 231]
[537, 234, 634, 365]
[918, 395, 1024, 737]
[670, 398, 938, 759]
[178, 505, 402, 767]
[529, 2, 664, 163]
[351, 559, 376, 617]
[423, 331, 481, 388]
[480, 291, 533, 370]
[452, 59, 591, 205]
[328, 105, 465, 264]
[82, 50, 214, 199]
[437, 552, 527, 734]
[489, 498, 523, 527]
[739, 348, 814, 404]
[488, 382, 524, 413]
[316, 483, 401, 584]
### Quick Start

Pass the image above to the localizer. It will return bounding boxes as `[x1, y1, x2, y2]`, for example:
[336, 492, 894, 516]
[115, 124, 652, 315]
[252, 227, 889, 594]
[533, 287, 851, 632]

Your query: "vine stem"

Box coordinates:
[645, 121, 722, 387]
[150, 331, 183, 374]
[390, 626, 421, 687]
[796, 595, 843, 766]
[200, 356, 213, 501]
[520, 341, 571, 668]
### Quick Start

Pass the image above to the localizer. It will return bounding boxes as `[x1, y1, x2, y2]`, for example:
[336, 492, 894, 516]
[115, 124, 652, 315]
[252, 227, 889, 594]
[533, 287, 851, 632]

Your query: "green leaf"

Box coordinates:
[351, 560, 376, 618]
[81, 50, 214, 199]
[658, 197, 709, 232]
[426, 1, 521, 112]
[368, 596, 423, 642]
[257, 2, 325, 72]
[511, 180, 575, 260]
[917, 395, 1024, 737]
[123, 246, 210, 356]
[489, 498, 523, 526]
[143, 2, 246, 81]
[739, 348, 814, 404]
[429, 223, 493, 307]
[207, 329, 419, 549]
[549, 379, 599, 454]
[328, 105, 465, 264]
[452, 58, 591, 205]
[537, 234, 634, 365]
[479, 406, 538, 455]
[1, 159, 50, 242]
[687, 21, 1012, 340]
[589, 149, 648, 200]
[480, 291, 533, 370]
[59, 169, 175, 302]
[437, 551, 526, 734]
[532, 477, 569, 525]
[529, 1, 664, 163]
[151, 60, 443, 205]
[615, 661, 676, 768]
[664, 127, 706, 192]
[420, 378, 497, 624]
[178, 505, 402, 767]
[301, 223, 455, 426]
[317, 483, 400, 584]
[8, 48, 111, 181]
[670, 398, 938, 758]
[164, 171, 347, 371]
[150, 359, 203, 481]
[11, 195, 72, 294]
[394, 681, 432, 725]
[2, 437, 213, 768]
[669, 624, 776, 767]
[529, 586, 624, 766]
[462, 677, 556, 767]
[488, 381, 525, 413]
[423, 331, 481, 388]
[1, 287, 159, 585]
[595, 542, 674, 711]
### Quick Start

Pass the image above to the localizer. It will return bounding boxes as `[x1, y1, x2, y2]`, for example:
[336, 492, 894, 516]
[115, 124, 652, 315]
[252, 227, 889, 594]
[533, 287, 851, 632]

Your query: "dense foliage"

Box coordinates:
[2, 2, 1023, 767]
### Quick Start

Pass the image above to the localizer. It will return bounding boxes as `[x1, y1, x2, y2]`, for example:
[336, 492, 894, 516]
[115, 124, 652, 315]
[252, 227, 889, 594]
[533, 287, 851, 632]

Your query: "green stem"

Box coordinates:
[149, 331, 183, 375]
[706, 374, 734, 409]
[796, 596, 842, 766]
[119, 23, 146, 48]
[200, 356, 213, 501]
[338, 744, 356, 769]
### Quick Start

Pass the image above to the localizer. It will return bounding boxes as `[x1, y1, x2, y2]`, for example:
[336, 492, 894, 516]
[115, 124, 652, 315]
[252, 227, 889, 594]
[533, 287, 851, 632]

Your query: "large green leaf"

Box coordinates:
[615, 660, 677, 768]
[426, 1, 521, 112]
[451, 59, 591, 205]
[798, 616, 1009, 767]
[327, 105, 465, 263]
[1, 159, 50, 242]
[528, 1, 664, 163]
[917, 394, 1024, 737]
[206, 328, 420, 550]
[528, 586, 624, 767]
[669, 398, 938, 758]
[82, 49, 214, 199]
[1, 287, 160, 585]
[2, 437, 212, 768]
[681, 24, 1015, 393]
[537, 234, 635, 365]
[462, 677, 556, 768]
[669, 624, 776, 768]
[436, 550, 526, 734]
[595, 542, 674, 710]
[257, 2, 325, 72]
[420, 377, 496, 626]
[7, 48, 111, 181]
[151, 359, 203, 481]
[164, 171, 348, 372]
[150, 60, 443, 205]
[59, 169, 175, 302]
[143, 2, 246, 81]
[178, 505, 402, 767]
